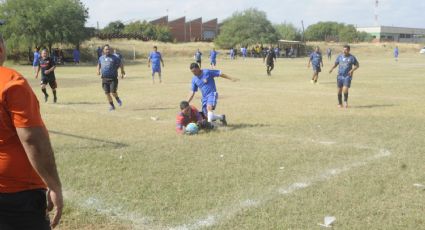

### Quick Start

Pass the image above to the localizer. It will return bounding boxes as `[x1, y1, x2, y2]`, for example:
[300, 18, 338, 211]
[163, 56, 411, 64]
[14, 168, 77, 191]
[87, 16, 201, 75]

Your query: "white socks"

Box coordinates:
[207, 111, 223, 122]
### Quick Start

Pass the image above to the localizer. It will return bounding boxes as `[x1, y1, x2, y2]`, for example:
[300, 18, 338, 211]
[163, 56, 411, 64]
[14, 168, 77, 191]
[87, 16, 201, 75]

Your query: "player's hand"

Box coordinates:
[232, 78, 240, 82]
[47, 188, 63, 228]
[121, 72, 125, 79]
[348, 70, 354, 77]
[329, 69, 333, 74]
[35, 74, 38, 79]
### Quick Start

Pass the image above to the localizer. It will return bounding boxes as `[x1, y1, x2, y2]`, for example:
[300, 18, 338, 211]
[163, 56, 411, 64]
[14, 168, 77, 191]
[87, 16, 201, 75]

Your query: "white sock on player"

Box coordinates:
[207, 111, 214, 122]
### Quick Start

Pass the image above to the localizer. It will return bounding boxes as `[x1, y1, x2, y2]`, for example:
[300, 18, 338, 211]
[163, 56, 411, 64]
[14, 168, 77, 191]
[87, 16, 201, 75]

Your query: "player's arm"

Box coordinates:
[96, 63, 101, 76]
[307, 58, 311, 68]
[349, 62, 359, 77]
[219, 73, 239, 82]
[329, 63, 338, 74]
[187, 91, 196, 103]
[160, 55, 164, 67]
[321, 57, 324, 67]
[119, 60, 125, 78]
[147, 56, 151, 67]
[16, 127, 63, 228]
[176, 115, 185, 134]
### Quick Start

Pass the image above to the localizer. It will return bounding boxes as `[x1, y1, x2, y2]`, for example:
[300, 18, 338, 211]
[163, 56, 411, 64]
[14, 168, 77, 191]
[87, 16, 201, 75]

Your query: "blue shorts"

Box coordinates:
[152, 65, 161, 73]
[210, 60, 216, 66]
[201, 92, 218, 114]
[313, 65, 321, 73]
[337, 75, 352, 88]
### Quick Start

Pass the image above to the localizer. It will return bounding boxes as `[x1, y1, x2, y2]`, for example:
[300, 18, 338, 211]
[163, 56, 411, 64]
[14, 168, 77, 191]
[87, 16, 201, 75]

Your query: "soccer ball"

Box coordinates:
[185, 123, 199, 135]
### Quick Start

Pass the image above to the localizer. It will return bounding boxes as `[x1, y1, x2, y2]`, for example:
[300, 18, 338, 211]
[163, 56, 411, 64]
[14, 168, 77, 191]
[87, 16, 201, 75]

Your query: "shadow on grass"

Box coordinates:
[225, 123, 270, 131]
[133, 107, 175, 111]
[59, 102, 104, 105]
[49, 130, 128, 149]
[352, 104, 397, 109]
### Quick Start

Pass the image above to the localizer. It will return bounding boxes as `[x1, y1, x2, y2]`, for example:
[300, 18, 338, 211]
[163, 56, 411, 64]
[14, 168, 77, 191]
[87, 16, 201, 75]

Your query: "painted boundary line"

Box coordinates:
[170, 148, 392, 230]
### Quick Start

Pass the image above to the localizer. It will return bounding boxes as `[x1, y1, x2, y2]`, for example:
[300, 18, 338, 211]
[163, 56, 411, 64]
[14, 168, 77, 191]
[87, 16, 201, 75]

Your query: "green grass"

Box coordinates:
[9, 43, 425, 229]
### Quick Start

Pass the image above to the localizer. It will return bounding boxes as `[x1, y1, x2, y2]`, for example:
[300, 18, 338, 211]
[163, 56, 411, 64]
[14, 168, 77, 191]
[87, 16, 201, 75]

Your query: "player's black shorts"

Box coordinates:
[267, 62, 274, 68]
[0, 189, 50, 230]
[196, 60, 201, 65]
[40, 76, 57, 89]
[102, 78, 118, 94]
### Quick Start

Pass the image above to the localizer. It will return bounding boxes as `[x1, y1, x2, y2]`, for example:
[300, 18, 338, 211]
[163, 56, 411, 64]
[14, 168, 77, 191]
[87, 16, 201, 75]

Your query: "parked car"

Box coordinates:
[420, 46, 425, 54]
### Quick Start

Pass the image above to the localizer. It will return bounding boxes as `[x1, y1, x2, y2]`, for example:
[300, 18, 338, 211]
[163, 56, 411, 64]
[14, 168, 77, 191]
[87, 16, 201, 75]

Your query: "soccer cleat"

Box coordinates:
[53, 97, 57, 103]
[337, 104, 343, 108]
[221, 114, 227, 126]
[44, 94, 49, 102]
[117, 98, 122, 106]
[344, 102, 349, 108]
[109, 105, 115, 111]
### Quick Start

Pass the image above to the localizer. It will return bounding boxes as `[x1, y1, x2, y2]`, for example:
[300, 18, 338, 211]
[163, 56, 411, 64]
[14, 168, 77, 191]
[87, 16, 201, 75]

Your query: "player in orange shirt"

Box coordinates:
[0, 32, 63, 229]
[176, 101, 213, 134]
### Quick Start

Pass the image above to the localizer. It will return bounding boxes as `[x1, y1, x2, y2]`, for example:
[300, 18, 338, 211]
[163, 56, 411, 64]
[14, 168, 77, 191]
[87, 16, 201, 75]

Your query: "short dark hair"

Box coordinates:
[180, 101, 190, 110]
[343, 45, 350, 50]
[190, 63, 199, 70]
[153, 46, 157, 49]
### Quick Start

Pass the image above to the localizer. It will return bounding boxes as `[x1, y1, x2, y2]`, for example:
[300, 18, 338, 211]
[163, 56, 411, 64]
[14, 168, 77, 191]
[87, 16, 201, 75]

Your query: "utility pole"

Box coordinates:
[301, 20, 305, 42]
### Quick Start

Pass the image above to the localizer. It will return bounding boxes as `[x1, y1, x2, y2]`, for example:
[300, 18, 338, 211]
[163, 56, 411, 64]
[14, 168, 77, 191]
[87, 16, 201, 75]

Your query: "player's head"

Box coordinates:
[0, 33, 5, 66]
[180, 101, 191, 115]
[190, 63, 202, 75]
[103, 44, 111, 55]
[41, 49, 48, 58]
[315, 46, 320, 52]
[343, 45, 350, 55]
[153, 46, 157, 51]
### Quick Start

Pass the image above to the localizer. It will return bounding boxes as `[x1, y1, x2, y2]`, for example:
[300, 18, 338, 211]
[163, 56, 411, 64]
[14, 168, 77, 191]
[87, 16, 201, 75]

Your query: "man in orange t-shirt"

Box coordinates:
[0, 33, 63, 229]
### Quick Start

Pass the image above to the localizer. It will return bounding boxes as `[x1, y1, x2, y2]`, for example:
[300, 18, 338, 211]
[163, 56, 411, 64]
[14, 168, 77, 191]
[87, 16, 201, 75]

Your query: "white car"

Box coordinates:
[420, 47, 425, 54]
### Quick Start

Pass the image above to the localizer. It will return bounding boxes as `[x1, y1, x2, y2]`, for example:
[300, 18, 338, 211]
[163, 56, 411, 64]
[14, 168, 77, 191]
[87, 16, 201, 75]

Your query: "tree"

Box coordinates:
[102, 20, 125, 34]
[215, 8, 280, 48]
[0, 0, 89, 55]
[274, 23, 302, 41]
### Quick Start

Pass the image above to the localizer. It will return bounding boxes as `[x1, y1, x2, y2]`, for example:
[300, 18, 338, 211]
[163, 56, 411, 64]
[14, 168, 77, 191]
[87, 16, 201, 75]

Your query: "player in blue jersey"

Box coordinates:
[229, 48, 235, 60]
[97, 45, 125, 111]
[307, 46, 324, 84]
[329, 45, 359, 108]
[148, 46, 164, 84]
[394, 46, 399, 62]
[209, 48, 218, 69]
[187, 63, 239, 126]
[32, 47, 40, 73]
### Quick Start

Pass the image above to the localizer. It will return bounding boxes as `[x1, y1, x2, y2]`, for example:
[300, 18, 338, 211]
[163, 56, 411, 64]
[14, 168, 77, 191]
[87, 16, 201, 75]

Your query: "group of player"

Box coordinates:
[32, 43, 359, 135]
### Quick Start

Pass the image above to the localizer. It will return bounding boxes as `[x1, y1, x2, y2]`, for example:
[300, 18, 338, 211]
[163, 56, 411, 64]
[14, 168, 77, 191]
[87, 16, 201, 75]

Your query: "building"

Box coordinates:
[150, 16, 218, 42]
[357, 26, 425, 43]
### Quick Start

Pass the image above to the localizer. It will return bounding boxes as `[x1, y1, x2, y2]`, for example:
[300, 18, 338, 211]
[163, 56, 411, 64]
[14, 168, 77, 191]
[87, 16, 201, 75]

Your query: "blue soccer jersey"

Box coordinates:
[335, 54, 359, 77]
[33, 52, 40, 66]
[149, 51, 162, 67]
[310, 52, 322, 66]
[191, 69, 221, 97]
[210, 50, 217, 61]
[99, 54, 121, 78]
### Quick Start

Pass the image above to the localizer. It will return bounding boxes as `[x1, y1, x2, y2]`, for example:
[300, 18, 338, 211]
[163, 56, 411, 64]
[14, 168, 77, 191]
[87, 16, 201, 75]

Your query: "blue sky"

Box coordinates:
[81, 0, 424, 29]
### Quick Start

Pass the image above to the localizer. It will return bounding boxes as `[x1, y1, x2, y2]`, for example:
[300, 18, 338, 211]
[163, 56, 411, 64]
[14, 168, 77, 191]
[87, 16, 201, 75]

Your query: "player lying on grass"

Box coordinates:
[176, 101, 214, 134]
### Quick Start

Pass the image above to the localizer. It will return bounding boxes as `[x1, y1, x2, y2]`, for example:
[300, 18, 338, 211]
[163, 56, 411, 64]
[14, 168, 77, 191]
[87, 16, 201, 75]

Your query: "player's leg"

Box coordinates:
[206, 93, 226, 125]
[111, 79, 122, 106]
[269, 63, 274, 75]
[152, 70, 156, 84]
[40, 79, 49, 102]
[103, 80, 115, 110]
[342, 77, 352, 108]
[49, 79, 58, 103]
[337, 76, 344, 107]
[158, 69, 162, 83]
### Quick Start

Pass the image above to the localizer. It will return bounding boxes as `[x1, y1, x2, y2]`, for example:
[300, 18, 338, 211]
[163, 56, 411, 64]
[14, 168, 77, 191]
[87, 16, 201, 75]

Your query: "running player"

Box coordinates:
[35, 49, 58, 103]
[97, 45, 125, 111]
[329, 45, 359, 108]
[263, 45, 276, 76]
[209, 48, 218, 69]
[148, 46, 164, 83]
[308, 46, 323, 84]
[194, 49, 202, 67]
[394, 46, 399, 62]
[187, 63, 238, 125]
[176, 101, 213, 134]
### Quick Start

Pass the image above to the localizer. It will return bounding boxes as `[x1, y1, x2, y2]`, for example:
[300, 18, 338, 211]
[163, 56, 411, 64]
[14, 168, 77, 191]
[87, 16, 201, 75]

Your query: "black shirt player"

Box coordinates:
[35, 49, 58, 103]
[263, 45, 277, 76]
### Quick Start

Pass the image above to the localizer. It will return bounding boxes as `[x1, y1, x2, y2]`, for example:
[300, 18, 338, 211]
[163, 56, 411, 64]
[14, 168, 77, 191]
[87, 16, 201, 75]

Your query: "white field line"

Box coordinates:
[64, 191, 167, 230]
[170, 148, 392, 230]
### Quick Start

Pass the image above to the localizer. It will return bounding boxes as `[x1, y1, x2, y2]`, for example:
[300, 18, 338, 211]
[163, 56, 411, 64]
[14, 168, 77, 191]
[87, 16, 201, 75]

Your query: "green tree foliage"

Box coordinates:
[0, 0, 89, 52]
[274, 23, 302, 41]
[215, 8, 280, 48]
[102, 20, 125, 34]
[305, 21, 371, 42]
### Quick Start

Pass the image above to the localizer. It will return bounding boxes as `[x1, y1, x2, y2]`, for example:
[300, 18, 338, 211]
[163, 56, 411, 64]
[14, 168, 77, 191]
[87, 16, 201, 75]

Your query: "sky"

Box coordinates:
[80, 0, 424, 29]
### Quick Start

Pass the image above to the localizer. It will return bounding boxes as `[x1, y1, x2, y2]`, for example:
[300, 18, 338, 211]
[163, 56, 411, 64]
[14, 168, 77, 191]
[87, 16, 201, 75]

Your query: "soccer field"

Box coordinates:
[10, 44, 425, 229]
